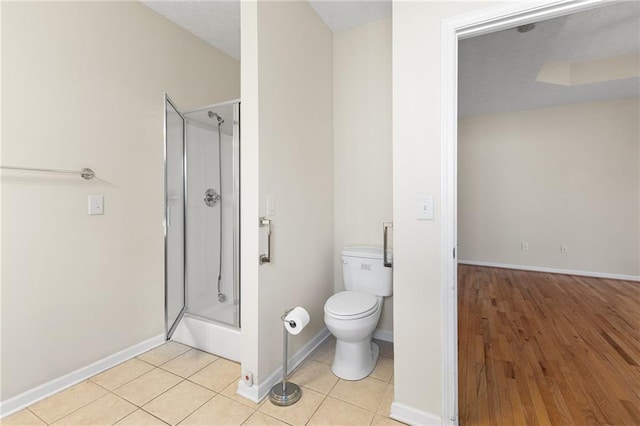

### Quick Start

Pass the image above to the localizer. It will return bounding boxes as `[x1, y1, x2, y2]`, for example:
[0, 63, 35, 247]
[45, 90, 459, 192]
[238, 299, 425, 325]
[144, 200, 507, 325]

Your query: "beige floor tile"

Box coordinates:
[370, 356, 394, 383]
[390, 374, 394, 384]
[288, 360, 338, 394]
[52, 393, 136, 425]
[115, 410, 169, 425]
[188, 358, 240, 392]
[307, 396, 374, 426]
[91, 358, 155, 390]
[372, 414, 406, 425]
[161, 349, 218, 378]
[179, 394, 253, 426]
[29, 381, 108, 424]
[374, 340, 394, 360]
[376, 384, 394, 416]
[221, 382, 260, 409]
[143, 380, 214, 425]
[329, 377, 387, 412]
[258, 387, 325, 426]
[2, 409, 46, 425]
[242, 411, 289, 426]
[114, 368, 182, 406]
[138, 342, 191, 366]
[310, 338, 335, 365]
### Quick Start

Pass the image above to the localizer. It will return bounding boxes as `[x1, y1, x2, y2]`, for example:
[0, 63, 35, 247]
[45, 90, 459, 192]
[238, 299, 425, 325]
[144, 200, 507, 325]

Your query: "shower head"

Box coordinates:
[208, 111, 224, 124]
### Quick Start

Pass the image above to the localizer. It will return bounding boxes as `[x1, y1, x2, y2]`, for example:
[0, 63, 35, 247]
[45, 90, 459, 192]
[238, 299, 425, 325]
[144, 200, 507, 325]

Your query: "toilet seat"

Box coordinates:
[324, 291, 378, 320]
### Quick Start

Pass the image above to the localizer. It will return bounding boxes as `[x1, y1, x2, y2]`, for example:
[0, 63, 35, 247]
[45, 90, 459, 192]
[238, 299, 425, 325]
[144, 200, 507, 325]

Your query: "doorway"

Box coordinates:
[441, 1, 640, 423]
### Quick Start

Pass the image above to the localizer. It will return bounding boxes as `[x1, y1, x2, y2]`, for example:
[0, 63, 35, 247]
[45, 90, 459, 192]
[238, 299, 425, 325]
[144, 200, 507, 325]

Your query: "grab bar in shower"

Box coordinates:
[0, 165, 95, 180]
[259, 217, 271, 265]
[383, 222, 393, 268]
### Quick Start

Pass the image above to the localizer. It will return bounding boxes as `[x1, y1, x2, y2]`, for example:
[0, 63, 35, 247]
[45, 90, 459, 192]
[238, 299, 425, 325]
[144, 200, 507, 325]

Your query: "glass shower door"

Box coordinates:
[164, 94, 187, 339]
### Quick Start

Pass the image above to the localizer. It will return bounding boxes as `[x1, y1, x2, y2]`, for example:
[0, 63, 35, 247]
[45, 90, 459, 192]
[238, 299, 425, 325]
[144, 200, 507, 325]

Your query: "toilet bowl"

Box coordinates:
[324, 247, 392, 381]
[324, 291, 382, 380]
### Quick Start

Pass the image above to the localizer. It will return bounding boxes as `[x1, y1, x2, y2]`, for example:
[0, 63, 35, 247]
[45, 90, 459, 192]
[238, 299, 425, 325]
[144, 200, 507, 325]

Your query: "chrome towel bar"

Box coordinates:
[0, 165, 95, 180]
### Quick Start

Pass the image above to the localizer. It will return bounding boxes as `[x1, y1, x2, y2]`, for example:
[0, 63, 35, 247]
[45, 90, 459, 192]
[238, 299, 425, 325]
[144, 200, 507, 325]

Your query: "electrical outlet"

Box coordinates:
[561, 244, 569, 253]
[521, 242, 529, 251]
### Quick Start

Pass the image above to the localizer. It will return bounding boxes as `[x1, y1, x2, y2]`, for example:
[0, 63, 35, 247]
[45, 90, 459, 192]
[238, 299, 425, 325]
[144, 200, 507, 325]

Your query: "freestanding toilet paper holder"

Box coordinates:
[269, 308, 302, 406]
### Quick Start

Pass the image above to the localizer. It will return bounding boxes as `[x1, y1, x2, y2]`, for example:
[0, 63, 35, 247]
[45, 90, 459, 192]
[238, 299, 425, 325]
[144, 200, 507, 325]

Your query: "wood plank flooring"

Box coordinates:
[458, 265, 640, 426]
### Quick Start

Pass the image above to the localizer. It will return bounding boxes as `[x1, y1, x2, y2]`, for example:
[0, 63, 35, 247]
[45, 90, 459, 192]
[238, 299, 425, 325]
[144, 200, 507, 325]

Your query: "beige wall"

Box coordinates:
[459, 98, 640, 276]
[1, 1, 239, 400]
[333, 18, 393, 333]
[240, 0, 334, 386]
[392, 0, 494, 418]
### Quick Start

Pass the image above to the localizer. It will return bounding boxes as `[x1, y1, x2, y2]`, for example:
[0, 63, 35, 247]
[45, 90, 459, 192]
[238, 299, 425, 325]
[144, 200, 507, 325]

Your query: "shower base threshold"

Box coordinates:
[171, 314, 241, 362]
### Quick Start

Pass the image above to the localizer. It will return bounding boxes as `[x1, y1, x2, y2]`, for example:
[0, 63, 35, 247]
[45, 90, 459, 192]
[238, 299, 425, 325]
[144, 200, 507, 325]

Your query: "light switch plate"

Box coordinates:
[266, 195, 275, 217]
[417, 195, 434, 220]
[88, 195, 104, 215]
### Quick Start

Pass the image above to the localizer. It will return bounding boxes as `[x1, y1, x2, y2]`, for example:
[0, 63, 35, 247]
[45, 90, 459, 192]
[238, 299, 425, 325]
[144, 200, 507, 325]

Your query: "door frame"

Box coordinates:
[440, 0, 606, 423]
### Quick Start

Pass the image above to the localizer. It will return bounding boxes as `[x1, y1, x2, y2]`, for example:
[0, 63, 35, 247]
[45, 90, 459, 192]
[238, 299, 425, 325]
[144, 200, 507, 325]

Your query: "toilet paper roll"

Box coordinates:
[284, 307, 310, 335]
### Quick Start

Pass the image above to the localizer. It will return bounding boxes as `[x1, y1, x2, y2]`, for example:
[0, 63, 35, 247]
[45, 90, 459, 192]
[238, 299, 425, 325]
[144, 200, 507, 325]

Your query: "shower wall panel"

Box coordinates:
[186, 122, 236, 325]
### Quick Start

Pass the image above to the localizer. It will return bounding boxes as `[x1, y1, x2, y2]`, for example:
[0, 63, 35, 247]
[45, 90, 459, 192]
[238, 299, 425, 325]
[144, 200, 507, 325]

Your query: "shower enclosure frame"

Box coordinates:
[164, 93, 188, 339]
[164, 94, 241, 342]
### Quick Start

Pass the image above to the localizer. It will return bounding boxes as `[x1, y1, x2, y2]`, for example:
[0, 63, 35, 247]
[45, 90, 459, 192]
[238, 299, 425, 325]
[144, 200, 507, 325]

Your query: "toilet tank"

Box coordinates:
[341, 246, 393, 297]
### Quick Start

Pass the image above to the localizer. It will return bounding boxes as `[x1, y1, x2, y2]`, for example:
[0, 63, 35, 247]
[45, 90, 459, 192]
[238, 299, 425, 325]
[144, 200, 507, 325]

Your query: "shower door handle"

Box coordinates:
[259, 217, 271, 265]
[383, 222, 393, 268]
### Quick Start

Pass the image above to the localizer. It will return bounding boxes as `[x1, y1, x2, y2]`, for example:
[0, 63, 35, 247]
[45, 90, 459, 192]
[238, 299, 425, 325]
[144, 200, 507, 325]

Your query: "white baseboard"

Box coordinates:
[0, 334, 165, 418]
[458, 260, 640, 282]
[236, 327, 331, 404]
[390, 402, 441, 426]
[373, 329, 394, 342]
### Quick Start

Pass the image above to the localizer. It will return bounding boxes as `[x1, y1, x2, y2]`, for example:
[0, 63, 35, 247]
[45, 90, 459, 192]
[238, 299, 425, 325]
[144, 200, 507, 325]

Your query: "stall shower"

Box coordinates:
[164, 95, 241, 360]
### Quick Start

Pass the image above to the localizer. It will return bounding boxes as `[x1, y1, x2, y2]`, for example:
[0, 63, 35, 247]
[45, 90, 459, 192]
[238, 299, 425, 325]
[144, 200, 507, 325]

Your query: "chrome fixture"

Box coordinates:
[269, 308, 302, 406]
[208, 111, 224, 124]
[259, 217, 271, 264]
[516, 23, 536, 33]
[0, 165, 95, 180]
[204, 188, 221, 207]
[383, 222, 393, 268]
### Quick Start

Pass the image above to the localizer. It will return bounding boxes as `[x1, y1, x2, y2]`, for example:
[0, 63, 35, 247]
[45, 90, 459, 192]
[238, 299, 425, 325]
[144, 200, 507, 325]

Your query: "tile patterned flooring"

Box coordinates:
[4, 338, 403, 425]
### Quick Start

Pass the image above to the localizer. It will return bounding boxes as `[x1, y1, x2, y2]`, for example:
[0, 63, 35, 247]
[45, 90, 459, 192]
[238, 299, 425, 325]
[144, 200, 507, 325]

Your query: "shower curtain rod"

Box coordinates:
[0, 165, 95, 180]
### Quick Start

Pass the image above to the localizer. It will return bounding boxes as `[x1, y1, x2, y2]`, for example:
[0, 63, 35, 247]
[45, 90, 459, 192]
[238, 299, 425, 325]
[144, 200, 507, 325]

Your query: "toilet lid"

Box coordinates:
[325, 291, 378, 319]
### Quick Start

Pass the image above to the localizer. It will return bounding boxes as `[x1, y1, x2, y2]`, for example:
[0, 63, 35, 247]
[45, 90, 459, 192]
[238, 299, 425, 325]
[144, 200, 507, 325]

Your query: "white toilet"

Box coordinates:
[324, 246, 392, 380]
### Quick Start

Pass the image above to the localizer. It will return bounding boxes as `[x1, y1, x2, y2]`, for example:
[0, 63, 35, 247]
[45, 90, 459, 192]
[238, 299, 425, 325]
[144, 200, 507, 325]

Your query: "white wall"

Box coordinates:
[1, 1, 239, 401]
[333, 18, 393, 333]
[240, 0, 334, 388]
[458, 98, 640, 276]
[392, 0, 494, 419]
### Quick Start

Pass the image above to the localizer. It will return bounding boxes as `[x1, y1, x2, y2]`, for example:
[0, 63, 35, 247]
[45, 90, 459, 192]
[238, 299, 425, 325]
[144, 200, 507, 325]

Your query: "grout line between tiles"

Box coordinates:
[158, 354, 220, 379]
[138, 378, 189, 409]
[26, 407, 47, 425]
[118, 409, 170, 426]
[45, 389, 113, 425]
[303, 390, 329, 426]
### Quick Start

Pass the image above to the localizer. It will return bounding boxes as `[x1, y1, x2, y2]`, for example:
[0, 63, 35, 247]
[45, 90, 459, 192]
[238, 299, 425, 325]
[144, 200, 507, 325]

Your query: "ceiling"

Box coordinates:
[143, 1, 638, 116]
[142, 1, 391, 60]
[459, 1, 640, 116]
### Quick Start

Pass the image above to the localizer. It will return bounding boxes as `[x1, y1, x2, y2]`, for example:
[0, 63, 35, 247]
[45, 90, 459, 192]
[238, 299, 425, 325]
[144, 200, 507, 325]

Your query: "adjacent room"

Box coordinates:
[457, 3, 640, 424]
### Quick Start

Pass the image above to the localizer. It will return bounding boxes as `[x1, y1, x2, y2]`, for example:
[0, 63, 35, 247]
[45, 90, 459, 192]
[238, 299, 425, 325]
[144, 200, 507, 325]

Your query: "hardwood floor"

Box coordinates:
[458, 265, 640, 426]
